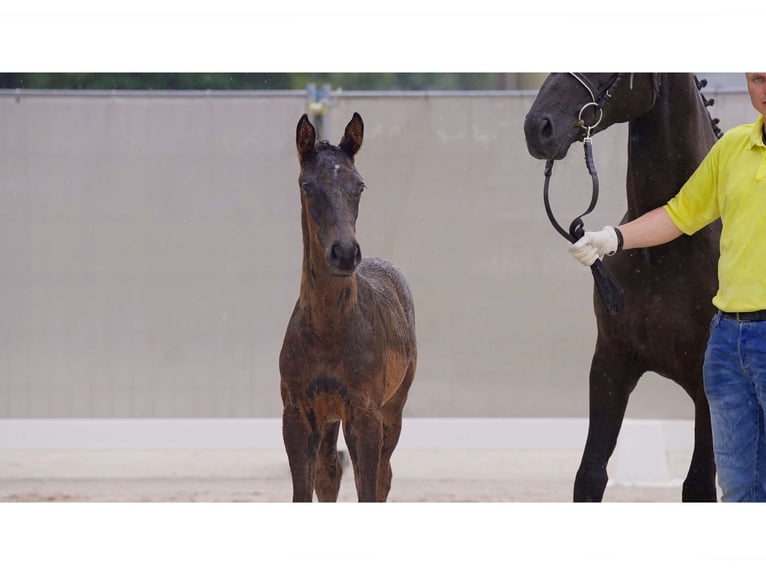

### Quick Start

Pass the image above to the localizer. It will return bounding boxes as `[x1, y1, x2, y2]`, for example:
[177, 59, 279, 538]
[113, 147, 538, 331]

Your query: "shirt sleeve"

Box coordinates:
[663, 139, 722, 235]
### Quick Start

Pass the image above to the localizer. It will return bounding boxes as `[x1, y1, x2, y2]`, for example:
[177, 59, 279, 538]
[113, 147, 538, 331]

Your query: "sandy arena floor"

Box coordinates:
[0, 448, 702, 502]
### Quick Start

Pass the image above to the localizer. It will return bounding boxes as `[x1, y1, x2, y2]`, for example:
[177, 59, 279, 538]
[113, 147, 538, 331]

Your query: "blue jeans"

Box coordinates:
[703, 312, 766, 502]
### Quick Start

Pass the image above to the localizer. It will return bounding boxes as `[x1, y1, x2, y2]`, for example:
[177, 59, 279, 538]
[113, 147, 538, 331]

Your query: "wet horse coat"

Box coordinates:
[280, 113, 417, 502]
[524, 74, 721, 501]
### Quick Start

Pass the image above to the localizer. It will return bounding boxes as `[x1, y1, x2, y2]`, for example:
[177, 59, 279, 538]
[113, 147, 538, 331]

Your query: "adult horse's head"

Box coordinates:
[524, 73, 658, 160]
[296, 112, 365, 276]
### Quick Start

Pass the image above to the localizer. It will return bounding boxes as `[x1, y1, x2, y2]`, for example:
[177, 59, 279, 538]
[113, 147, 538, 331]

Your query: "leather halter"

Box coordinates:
[541, 73, 634, 315]
[568, 73, 621, 137]
[569, 73, 659, 137]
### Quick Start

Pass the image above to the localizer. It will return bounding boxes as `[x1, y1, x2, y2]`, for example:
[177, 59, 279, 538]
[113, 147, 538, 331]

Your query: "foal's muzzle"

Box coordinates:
[329, 240, 362, 275]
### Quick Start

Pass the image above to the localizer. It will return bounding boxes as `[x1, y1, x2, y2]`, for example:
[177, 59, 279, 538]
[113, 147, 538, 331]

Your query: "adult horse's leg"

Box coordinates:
[314, 421, 343, 502]
[343, 409, 384, 502]
[377, 362, 416, 502]
[283, 405, 319, 502]
[575, 346, 642, 502]
[681, 383, 717, 501]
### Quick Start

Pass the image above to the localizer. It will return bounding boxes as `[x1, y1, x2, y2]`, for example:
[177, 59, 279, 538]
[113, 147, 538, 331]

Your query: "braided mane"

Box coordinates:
[694, 75, 724, 140]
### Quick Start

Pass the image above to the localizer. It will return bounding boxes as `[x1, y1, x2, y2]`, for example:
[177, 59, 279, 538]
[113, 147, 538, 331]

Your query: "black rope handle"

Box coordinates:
[543, 141, 624, 315]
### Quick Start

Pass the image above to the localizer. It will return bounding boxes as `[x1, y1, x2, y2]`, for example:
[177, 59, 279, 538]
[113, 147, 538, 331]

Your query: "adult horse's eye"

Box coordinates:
[302, 184, 315, 197]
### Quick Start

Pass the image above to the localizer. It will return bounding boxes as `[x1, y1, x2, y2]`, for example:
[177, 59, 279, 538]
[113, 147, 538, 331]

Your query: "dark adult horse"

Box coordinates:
[524, 74, 722, 501]
[280, 112, 417, 502]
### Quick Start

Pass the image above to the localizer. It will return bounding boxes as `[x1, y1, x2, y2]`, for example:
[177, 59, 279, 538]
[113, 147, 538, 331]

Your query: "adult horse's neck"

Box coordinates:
[625, 74, 716, 220]
[299, 208, 359, 336]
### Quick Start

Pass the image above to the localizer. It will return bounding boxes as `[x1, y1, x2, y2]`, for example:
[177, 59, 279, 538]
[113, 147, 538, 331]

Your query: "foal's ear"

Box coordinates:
[296, 114, 316, 163]
[339, 112, 364, 158]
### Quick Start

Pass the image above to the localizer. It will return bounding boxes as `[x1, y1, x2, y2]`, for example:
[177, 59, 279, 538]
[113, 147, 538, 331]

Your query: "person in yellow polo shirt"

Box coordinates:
[569, 72, 766, 502]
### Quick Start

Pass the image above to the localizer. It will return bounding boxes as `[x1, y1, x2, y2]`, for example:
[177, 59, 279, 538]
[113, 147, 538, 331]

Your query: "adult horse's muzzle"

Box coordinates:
[523, 112, 577, 160]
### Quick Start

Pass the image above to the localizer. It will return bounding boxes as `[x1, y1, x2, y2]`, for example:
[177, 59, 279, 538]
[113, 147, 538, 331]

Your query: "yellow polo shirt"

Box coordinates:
[664, 115, 766, 312]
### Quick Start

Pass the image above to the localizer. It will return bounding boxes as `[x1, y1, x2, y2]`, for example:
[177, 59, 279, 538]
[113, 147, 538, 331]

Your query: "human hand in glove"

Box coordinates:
[567, 226, 623, 266]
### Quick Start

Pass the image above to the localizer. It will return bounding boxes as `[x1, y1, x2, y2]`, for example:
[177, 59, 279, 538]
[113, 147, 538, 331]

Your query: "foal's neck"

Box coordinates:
[299, 245, 359, 336]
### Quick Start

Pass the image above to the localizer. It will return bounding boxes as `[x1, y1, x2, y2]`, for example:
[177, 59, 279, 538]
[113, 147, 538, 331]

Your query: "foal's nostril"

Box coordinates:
[354, 243, 362, 265]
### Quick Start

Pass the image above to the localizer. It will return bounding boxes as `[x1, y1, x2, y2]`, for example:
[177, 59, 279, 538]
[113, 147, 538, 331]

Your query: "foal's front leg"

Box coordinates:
[343, 408, 383, 502]
[283, 405, 319, 502]
[315, 421, 344, 502]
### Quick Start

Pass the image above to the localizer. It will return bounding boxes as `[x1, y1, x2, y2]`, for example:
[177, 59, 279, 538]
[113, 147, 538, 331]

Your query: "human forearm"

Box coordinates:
[617, 206, 684, 250]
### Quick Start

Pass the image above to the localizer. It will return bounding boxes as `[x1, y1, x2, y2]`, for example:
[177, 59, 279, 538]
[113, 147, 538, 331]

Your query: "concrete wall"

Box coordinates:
[0, 87, 756, 419]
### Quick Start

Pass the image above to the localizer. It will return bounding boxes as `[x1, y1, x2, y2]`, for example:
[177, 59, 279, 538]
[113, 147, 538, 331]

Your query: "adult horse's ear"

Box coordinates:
[339, 112, 364, 158]
[296, 114, 316, 163]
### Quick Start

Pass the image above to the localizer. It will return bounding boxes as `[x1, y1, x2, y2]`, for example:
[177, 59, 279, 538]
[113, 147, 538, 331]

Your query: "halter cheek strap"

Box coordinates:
[569, 73, 623, 138]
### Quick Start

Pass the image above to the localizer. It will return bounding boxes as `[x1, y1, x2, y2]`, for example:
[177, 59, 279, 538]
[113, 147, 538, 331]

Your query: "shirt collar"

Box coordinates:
[750, 115, 766, 148]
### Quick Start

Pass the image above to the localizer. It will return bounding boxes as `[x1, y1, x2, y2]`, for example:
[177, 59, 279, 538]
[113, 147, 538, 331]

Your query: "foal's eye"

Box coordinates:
[357, 183, 366, 195]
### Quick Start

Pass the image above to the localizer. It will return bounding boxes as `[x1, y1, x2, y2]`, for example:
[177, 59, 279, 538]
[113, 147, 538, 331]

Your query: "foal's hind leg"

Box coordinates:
[315, 422, 344, 502]
[377, 362, 416, 501]
[575, 347, 641, 502]
[283, 405, 319, 502]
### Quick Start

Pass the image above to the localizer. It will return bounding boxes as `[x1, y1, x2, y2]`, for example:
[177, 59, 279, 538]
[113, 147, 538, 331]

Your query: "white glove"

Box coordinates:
[568, 226, 621, 267]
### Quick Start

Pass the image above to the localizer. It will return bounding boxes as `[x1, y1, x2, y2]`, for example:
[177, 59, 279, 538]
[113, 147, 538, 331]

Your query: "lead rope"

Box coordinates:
[543, 133, 624, 315]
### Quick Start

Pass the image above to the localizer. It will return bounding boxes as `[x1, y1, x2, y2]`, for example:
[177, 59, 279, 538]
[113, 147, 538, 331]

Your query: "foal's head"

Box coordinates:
[296, 112, 365, 277]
